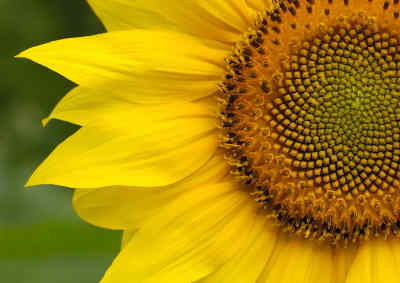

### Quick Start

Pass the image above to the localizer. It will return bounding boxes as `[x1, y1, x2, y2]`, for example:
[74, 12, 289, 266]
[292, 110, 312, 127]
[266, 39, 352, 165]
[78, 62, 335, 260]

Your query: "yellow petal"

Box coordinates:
[345, 240, 400, 283]
[256, 235, 334, 283]
[87, 0, 255, 45]
[332, 245, 359, 283]
[245, 0, 273, 10]
[73, 153, 229, 230]
[17, 29, 226, 103]
[121, 230, 136, 250]
[42, 86, 138, 126]
[87, 0, 174, 31]
[100, 182, 252, 283]
[44, 86, 222, 127]
[196, 218, 277, 283]
[26, 102, 218, 188]
[390, 239, 400, 266]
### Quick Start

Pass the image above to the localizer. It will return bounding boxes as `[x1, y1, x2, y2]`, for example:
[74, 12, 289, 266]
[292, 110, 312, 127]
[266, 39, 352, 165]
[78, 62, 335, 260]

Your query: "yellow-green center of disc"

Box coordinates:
[219, 0, 400, 244]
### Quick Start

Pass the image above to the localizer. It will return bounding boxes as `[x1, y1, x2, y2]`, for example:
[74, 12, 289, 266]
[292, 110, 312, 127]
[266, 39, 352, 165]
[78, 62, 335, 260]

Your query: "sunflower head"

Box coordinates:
[16, 0, 400, 282]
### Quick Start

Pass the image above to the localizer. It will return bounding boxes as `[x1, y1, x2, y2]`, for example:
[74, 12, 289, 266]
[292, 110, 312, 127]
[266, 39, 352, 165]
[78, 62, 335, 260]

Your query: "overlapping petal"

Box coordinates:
[332, 245, 359, 283]
[87, 0, 173, 31]
[87, 0, 258, 45]
[245, 0, 273, 11]
[42, 86, 138, 126]
[17, 29, 226, 104]
[345, 240, 400, 283]
[26, 102, 218, 188]
[100, 182, 257, 283]
[73, 153, 229, 229]
[255, 236, 334, 283]
[195, 217, 276, 283]
[43, 86, 222, 127]
[120, 229, 136, 250]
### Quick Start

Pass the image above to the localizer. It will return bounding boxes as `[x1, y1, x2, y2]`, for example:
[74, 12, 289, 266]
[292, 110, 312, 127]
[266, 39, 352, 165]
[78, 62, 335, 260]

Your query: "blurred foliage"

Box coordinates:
[1, 1, 121, 282]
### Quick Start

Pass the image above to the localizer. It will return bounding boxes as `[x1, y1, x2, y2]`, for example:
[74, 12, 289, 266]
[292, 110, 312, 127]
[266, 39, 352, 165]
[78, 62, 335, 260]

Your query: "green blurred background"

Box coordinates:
[1, 1, 121, 282]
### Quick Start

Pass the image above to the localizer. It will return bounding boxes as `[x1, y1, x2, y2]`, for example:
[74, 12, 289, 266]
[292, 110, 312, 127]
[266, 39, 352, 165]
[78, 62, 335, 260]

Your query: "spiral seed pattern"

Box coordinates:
[219, 0, 400, 244]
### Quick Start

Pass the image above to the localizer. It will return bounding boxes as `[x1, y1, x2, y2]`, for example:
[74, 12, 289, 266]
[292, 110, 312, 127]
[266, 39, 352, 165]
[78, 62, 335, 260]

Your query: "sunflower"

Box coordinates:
[17, 0, 400, 282]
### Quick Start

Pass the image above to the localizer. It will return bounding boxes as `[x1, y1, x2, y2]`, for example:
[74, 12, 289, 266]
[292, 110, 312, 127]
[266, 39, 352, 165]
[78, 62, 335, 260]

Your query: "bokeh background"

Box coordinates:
[1, 1, 121, 282]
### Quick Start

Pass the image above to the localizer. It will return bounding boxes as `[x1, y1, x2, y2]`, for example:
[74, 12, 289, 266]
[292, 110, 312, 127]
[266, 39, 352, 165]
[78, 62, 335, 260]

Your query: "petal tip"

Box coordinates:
[15, 48, 31, 59]
[24, 177, 38, 188]
[25, 169, 48, 188]
[41, 117, 51, 128]
[15, 45, 44, 61]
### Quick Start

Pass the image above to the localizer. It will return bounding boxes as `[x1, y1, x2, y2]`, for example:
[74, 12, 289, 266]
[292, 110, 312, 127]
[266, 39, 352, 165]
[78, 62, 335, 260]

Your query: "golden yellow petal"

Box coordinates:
[121, 230, 136, 250]
[345, 240, 400, 283]
[73, 153, 229, 230]
[88, 0, 255, 45]
[44, 86, 222, 127]
[196, 218, 277, 283]
[390, 239, 400, 266]
[87, 0, 173, 31]
[256, 235, 333, 283]
[245, 0, 273, 10]
[42, 86, 139, 126]
[332, 245, 359, 283]
[17, 29, 226, 103]
[26, 102, 218, 188]
[100, 182, 251, 283]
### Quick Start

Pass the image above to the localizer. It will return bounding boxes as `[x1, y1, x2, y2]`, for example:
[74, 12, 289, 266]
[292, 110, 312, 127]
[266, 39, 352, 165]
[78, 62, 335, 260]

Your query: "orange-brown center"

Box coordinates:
[219, 0, 400, 244]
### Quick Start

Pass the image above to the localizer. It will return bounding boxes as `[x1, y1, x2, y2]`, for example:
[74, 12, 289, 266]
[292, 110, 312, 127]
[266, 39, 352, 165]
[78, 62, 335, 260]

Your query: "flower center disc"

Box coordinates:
[219, 0, 400, 244]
